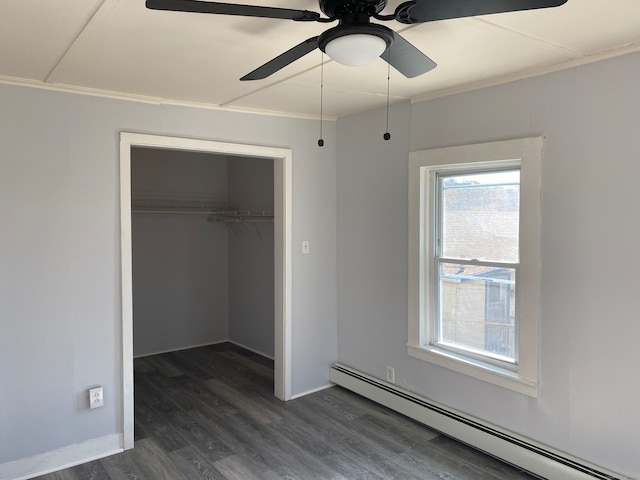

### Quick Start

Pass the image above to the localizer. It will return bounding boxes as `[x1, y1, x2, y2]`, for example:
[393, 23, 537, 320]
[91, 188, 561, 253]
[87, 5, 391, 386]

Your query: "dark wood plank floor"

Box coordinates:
[36, 343, 539, 479]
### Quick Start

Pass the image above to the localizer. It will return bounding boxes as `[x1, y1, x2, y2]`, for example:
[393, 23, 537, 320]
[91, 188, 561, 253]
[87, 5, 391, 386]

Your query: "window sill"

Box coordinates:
[407, 343, 538, 398]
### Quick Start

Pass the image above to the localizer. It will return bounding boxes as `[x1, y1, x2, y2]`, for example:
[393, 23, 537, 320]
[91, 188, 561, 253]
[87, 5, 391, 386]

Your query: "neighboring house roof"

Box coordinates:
[441, 183, 519, 276]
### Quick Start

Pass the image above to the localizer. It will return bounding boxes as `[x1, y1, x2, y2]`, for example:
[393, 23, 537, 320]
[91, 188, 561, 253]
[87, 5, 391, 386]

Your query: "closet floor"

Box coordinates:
[36, 343, 537, 479]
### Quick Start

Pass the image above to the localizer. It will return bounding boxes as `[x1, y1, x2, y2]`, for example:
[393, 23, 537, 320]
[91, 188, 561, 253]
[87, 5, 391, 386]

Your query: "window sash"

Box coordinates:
[432, 259, 519, 368]
[430, 168, 521, 369]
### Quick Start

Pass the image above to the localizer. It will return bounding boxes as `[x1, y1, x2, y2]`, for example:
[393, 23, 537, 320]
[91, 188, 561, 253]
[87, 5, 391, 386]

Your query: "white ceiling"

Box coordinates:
[2, 0, 640, 118]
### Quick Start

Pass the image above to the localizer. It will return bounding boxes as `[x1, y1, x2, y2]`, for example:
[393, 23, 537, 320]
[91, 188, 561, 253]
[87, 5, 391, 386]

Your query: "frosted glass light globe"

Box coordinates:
[324, 34, 387, 66]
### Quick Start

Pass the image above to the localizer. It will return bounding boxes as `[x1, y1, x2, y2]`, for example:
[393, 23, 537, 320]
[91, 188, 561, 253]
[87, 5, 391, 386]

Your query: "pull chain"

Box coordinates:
[384, 55, 391, 141]
[318, 53, 325, 147]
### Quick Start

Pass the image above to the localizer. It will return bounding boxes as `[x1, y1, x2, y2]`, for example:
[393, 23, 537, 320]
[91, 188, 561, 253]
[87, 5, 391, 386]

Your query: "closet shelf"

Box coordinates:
[132, 204, 273, 223]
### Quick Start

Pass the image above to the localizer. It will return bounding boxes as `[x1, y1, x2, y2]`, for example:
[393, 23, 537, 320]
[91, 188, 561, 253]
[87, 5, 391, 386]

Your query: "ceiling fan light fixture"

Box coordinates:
[319, 24, 393, 68]
[324, 33, 387, 66]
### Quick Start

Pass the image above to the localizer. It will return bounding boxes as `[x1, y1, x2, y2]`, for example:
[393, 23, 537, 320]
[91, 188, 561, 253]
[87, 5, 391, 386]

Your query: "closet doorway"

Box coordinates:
[119, 133, 292, 450]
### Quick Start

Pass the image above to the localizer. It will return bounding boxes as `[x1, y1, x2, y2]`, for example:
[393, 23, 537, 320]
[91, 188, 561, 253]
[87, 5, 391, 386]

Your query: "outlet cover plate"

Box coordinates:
[386, 366, 395, 384]
[89, 386, 104, 409]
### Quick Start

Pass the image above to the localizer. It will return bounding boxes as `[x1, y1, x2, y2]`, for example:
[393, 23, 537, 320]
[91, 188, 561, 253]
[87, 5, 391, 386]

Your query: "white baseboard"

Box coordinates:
[133, 340, 228, 358]
[134, 340, 274, 361]
[228, 340, 274, 360]
[0, 434, 122, 480]
[290, 383, 334, 400]
[330, 363, 630, 480]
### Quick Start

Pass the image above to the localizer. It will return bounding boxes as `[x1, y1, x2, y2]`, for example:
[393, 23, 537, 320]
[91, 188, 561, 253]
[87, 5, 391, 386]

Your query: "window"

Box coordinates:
[435, 169, 519, 367]
[408, 138, 542, 397]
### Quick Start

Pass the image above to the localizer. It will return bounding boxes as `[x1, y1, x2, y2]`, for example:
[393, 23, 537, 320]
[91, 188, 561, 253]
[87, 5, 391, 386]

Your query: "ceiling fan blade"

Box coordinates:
[381, 32, 437, 78]
[145, 0, 321, 21]
[241, 36, 320, 81]
[406, 0, 568, 23]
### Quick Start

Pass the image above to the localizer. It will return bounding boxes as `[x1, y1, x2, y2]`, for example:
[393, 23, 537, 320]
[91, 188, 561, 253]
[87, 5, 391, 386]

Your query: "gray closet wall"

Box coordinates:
[228, 157, 274, 356]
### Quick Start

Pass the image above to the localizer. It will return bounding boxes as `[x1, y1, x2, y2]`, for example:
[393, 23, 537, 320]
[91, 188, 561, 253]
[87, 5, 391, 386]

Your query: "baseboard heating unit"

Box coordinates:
[329, 363, 630, 480]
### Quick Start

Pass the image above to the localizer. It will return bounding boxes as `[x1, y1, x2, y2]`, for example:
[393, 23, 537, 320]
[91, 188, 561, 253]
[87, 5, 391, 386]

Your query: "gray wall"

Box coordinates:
[336, 52, 640, 478]
[131, 148, 230, 357]
[227, 157, 275, 357]
[0, 84, 337, 466]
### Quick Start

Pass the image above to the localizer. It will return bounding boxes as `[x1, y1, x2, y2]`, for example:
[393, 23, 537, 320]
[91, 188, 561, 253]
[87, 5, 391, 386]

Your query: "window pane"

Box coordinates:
[438, 262, 516, 362]
[441, 171, 519, 263]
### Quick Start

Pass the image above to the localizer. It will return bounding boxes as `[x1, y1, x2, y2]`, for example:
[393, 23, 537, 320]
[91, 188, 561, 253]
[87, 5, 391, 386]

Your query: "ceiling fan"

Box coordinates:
[145, 0, 568, 81]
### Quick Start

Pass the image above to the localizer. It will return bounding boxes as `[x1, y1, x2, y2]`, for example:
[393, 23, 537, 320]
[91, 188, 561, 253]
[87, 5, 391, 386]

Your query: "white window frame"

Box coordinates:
[408, 137, 542, 397]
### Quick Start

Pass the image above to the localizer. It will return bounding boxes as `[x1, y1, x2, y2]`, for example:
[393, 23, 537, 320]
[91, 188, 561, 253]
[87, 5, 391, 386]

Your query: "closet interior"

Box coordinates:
[130, 146, 275, 360]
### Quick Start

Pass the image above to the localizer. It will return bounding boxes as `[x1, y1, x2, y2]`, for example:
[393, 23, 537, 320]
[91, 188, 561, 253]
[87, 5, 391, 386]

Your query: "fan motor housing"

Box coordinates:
[319, 0, 387, 18]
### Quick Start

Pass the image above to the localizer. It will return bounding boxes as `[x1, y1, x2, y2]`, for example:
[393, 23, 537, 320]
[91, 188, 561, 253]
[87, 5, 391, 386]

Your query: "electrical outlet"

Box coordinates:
[89, 386, 104, 409]
[386, 366, 395, 384]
